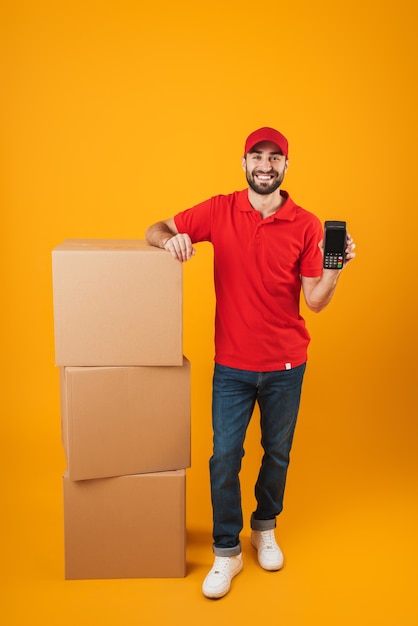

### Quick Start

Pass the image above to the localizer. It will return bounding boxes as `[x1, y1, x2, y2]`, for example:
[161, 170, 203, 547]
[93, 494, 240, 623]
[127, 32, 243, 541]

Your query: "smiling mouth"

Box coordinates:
[255, 173, 275, 183]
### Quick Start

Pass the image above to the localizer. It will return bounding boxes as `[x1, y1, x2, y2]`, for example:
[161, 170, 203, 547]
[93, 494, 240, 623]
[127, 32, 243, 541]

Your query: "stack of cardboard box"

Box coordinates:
[52, 239, 190, 579]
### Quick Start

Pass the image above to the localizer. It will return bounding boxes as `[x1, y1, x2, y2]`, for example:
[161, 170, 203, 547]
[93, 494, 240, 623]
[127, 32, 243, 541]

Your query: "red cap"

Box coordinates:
[244, 127, 288, 157]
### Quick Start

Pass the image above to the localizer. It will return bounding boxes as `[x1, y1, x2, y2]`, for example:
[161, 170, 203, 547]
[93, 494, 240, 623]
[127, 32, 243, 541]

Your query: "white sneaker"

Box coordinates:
[202, 554, 243, 599]
[250, 529, 284, 571]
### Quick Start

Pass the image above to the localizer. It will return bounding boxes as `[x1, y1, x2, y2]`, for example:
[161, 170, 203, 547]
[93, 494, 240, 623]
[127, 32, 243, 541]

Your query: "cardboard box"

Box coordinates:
[61, 359, 191, 480]
[52, 239, 183, 366]
[63, 470, 186, 579]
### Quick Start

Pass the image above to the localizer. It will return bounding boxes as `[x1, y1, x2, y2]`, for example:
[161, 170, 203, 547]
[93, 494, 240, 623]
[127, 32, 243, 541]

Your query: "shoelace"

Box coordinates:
[259, 530, 276, 550]
[212, 556, 232, 575]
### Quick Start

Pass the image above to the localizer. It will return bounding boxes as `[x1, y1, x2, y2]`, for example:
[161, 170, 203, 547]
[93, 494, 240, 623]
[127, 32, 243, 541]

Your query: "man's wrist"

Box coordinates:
[321, 268, 341, 288]
[161, 235, 172, 248]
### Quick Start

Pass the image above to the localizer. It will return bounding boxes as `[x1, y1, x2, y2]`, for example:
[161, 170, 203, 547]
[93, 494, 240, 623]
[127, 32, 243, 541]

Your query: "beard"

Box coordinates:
[246, 168, 285, 195]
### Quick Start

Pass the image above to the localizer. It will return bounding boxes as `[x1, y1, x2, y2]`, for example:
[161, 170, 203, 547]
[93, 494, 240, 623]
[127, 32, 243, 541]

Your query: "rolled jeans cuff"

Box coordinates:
[250, 513, 276, 531]
[213, 542, 242, 557]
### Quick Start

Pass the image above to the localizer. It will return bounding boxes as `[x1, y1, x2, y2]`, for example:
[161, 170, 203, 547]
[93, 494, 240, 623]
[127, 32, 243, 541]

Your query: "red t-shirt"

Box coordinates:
[174, 189, 323, 371]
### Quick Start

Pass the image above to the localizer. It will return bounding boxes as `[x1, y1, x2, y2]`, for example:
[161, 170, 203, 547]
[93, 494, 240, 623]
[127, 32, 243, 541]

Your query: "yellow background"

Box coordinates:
[1, 1, 417, 624]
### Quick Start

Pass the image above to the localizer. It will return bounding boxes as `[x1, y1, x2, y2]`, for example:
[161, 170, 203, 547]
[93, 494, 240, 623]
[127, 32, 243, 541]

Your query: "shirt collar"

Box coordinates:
[237, 189, 297, 221]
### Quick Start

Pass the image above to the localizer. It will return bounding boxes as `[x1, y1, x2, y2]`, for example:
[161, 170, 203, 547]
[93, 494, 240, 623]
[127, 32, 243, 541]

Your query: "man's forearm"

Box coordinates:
[145, 222, 175, 249]
[306, 270, 341, 313]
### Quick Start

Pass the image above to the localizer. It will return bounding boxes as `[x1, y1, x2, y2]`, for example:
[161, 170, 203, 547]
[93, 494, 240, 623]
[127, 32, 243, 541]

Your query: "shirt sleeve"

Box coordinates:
[299, 214, 324, 277]
[174, 198, 213, 244]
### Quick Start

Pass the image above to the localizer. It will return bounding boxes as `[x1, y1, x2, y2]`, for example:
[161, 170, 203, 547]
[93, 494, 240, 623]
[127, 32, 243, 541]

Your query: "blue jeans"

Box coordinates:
[210, 362, 306, 556]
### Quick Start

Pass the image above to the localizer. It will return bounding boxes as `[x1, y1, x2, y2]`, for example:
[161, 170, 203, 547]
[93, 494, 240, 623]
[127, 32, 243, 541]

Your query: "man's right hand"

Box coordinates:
[164, 233, 196, 263]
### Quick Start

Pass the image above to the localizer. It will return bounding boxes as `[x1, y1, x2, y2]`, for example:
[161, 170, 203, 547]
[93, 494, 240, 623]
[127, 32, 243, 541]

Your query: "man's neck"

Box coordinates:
[247, 188, 285, 219]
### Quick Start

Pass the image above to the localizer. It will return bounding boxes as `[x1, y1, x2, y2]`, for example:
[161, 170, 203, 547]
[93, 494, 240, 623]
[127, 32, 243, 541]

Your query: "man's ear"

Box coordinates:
[241, 156, 247, 171]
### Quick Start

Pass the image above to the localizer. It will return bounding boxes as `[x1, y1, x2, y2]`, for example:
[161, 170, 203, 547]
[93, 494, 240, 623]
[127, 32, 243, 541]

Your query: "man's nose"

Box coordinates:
[259, 157, 272, 170]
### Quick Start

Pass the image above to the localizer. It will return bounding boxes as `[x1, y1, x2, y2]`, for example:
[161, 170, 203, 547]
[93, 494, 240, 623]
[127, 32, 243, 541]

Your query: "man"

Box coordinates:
[145, 127, 356, 599]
